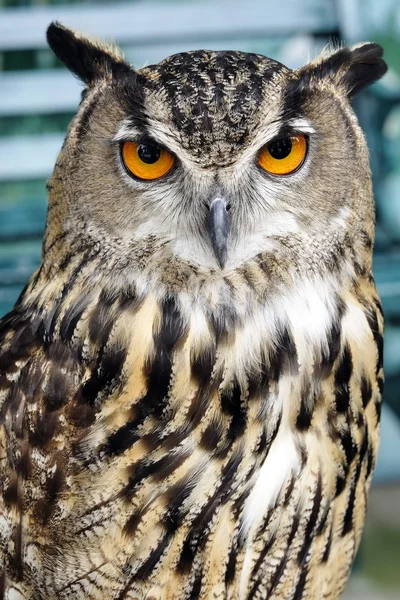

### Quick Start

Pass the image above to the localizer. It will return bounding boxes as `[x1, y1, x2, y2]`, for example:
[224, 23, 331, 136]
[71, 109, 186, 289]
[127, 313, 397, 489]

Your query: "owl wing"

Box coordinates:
[0, 296, 95, 594]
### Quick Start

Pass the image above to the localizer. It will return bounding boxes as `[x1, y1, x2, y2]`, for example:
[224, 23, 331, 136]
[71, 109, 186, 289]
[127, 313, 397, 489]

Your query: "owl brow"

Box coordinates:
[112, 123, 145, 144]
[112, 121, 177, 149]
[251, 119, 315, 151]
[273, 119, 315, 140]
[285, 118, 316, 135]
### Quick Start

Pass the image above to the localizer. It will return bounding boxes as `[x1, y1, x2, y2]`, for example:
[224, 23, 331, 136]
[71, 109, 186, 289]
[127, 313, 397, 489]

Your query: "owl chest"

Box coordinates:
[43, 284, 380, 599]
[61, 379, 339, 600]
[69, 283, 340, 524]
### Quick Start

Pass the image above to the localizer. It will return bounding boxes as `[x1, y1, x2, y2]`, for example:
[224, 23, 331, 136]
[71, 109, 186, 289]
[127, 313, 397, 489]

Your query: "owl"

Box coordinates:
[0, 22, 386, 600]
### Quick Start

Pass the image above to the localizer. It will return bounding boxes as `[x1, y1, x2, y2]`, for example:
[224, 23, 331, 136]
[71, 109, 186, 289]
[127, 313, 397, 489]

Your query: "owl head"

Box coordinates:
[45, 23, 387, 292]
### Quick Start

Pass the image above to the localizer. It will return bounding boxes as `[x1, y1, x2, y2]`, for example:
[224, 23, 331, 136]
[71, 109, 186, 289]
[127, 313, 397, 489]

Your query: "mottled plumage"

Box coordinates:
[0, 23, 386, 600]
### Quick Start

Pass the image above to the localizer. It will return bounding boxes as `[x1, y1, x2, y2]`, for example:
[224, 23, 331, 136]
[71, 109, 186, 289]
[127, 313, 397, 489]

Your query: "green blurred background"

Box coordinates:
[0, 1, 399, 597]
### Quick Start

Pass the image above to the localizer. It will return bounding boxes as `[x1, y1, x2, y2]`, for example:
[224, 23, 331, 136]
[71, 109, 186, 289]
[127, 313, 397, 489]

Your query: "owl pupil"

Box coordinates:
[268, 137, 292, 160]
[138, 143, 161, 164]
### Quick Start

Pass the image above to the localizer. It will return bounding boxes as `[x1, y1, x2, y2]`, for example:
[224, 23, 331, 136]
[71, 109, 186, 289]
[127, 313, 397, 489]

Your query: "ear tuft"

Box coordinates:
[303, 42, 387, 97]
[337, 43, 388, 96]
[46, 21, 133, 85]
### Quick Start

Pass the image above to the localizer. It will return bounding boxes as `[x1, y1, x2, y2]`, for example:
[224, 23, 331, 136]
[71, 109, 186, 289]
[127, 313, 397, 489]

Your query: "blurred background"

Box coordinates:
[0, 0, 399, 597]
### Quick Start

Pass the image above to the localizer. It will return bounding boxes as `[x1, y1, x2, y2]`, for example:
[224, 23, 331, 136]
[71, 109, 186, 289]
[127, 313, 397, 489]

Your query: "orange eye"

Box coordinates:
[121, 140, 174, 181]
[258, 135, 307, 175]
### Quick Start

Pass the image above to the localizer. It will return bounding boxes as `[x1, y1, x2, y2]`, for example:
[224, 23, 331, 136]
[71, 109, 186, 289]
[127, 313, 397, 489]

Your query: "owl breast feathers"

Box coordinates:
[0, 23, 386, 600]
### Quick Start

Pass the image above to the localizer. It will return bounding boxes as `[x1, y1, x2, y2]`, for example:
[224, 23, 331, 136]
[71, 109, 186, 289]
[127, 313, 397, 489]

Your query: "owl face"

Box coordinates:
[46, 25, 386, 280]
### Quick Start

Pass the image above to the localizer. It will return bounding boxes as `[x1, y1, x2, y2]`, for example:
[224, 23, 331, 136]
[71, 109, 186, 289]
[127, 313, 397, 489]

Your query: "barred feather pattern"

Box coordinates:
[0, 242, 383, 600]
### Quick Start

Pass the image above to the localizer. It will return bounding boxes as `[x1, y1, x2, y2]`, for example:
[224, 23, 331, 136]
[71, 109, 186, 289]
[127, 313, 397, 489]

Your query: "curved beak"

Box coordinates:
[207, 197, 230, 269]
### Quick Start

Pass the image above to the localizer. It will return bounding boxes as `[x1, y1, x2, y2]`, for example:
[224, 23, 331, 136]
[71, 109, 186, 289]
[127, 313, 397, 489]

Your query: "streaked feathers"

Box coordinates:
[0, 23, 386, 600]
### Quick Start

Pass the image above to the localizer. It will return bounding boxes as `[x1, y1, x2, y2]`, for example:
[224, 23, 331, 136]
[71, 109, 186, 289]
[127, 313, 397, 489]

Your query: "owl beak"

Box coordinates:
[207, 197, 230, 269]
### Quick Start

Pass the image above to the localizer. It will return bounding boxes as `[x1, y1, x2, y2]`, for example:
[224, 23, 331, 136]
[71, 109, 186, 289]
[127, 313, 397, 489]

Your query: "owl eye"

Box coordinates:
[121, 140, 175, 181]
[258, 135, 307, 175]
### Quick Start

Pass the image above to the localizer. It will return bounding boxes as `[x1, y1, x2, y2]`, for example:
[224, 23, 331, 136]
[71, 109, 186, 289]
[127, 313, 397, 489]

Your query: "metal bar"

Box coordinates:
[0, 134, 63, 181]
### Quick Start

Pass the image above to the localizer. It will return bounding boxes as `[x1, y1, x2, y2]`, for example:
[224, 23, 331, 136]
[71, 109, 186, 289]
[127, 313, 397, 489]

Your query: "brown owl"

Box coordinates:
[0, 23, 386, 600]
